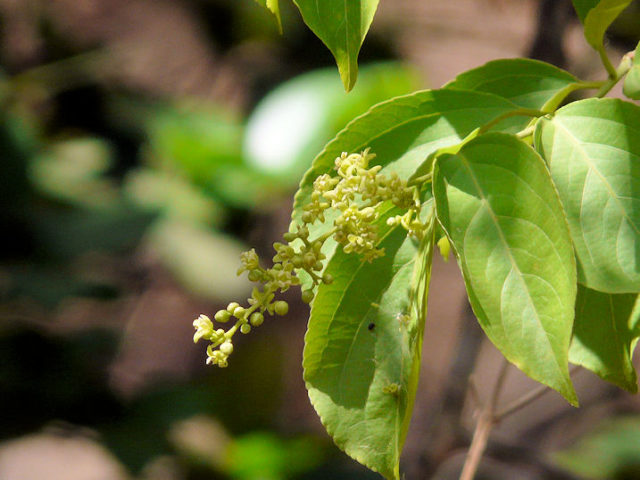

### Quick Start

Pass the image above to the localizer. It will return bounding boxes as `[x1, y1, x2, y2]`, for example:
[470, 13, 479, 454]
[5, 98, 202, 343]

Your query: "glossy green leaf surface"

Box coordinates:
[433, 133, 578, 404]
[623, 41, 640, 100]
[292, 0, 380, 91]
[570, 285, 640, 392]
[253, 0, 282, 31]
[445, 58, 578, 110]
[584, 0, 633, 50]
[293, 89, 521, 223]
[303, 204, 434, 480]
[535, 98, 640, 293]
[291, 89, 521, 288]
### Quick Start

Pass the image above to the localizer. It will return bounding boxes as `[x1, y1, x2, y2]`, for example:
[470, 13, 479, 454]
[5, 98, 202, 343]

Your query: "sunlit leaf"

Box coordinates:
[583, 0, 633, 50]
[292, 89, 521, 221]
[534, 98, 640, 293]
[291, 89, 522, 287]
[445, 58, 578, 110]
[570, 285, 640, 392]
[433, 133, 578, 404]
[304, 204, 434, 480]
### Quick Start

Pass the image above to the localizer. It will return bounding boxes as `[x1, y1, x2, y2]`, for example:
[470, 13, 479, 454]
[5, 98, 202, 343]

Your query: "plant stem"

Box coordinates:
[459, 358, 509, 480]
[477, 108, 545, 135]
[540, 80, 604, 113]
[596, 51, 634, 98]
[495, 364, 581, 420]
[515, 125, 535, 140]
[598, 45, 618, 79]
[459, 412, 494, 480]
[459, 363, 582, 480]
[495, 381, 551, 421]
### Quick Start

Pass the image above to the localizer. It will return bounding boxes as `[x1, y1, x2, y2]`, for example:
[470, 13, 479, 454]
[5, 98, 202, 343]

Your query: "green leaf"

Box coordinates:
[253, 0, 282, 32]
[534, 98, 640, 293]
[293, 89, 521, 222]
[553, 415, 640, 479]
[445, 58, 578, 110]
[433, 133, 578, 404]
[292, 0, 380, 91]
[570, 285, 640, 392]
[583, 0, 633, 50]
[303, 203, 434, 480]
[572, 0, 601, 21]
[291, 89, 522, 286]
[623, 41, 640, 100]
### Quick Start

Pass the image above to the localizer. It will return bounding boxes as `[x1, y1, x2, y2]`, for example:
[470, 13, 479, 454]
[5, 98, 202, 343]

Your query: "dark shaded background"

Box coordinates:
[1, 1, 640, 479]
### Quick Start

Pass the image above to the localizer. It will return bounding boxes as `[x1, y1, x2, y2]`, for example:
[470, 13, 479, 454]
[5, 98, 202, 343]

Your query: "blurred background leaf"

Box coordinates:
[0, 2, 637, 480]
[554, 416, 640, 479]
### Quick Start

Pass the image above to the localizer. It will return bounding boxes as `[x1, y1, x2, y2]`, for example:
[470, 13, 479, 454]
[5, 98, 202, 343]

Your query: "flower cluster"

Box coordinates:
[303, 149, 425, 260]
[194, 149, 428, 366]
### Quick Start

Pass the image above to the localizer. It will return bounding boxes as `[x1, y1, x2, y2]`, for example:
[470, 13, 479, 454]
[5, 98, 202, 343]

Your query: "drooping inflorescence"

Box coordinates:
[193, 149, 428, 367]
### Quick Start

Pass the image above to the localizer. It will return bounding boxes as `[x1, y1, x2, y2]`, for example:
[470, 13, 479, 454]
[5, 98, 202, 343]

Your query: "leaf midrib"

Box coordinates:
[457, 152, 568, 384]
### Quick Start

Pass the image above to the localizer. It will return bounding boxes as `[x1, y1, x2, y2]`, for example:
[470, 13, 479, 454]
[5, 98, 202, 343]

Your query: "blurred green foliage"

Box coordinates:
[554, 416, 640, 479]
[0, 2, 419, 477]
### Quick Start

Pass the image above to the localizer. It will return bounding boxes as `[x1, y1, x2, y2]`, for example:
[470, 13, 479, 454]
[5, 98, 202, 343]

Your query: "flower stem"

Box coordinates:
[596, 51, 634, 98]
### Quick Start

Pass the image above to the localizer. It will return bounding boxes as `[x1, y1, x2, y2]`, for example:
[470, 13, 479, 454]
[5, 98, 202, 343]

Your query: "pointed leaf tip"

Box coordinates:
[254, 0, 282, 33]
[434, 133, 578, 404]
[293, 0, 380, 92]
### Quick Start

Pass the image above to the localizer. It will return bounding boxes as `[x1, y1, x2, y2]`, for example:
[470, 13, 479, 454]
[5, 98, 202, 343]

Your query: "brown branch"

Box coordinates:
[459, 358, 509, 480]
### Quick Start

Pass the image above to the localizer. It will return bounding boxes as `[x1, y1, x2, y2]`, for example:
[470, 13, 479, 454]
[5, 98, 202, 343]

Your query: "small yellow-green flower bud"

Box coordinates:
[220, 341, 234, 355]
[246, 271, 258, 282]
[322, 273, 334, 284]
[239, 249, 260, 270]
[233, 306, 246, 318]
[292, 255, 303, 268]
[215, 310, 231, 323]
[283, 232, 297, 242]
[250, 312, 264, 326]
[313, 261, 323, 271]
[274, 300, 289, 316]
[301, 290, 314, 304]
[304, 253, 316, 267]
[437, 236, 451, 262]
[302, 212, 314, 224]
[240, 323, 251, 334]
[227, 302, 240, 313]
